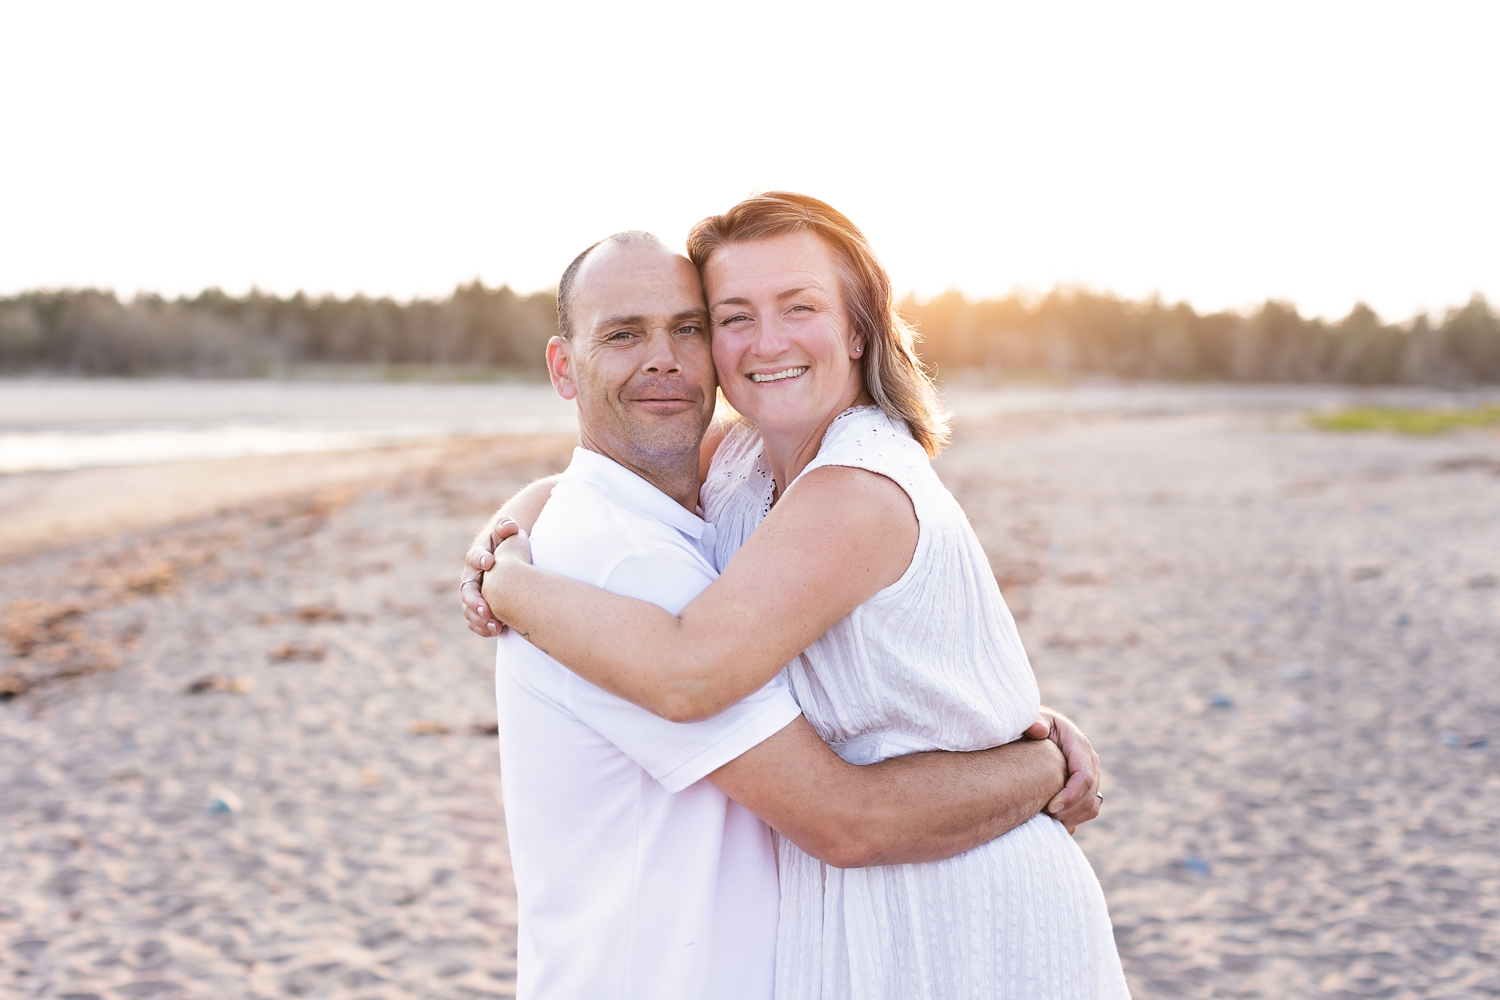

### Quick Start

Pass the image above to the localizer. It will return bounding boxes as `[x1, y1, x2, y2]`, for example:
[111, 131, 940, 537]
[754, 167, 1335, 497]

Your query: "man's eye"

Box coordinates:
[678, 324, 702, 336]
[608, 330, 635, 341]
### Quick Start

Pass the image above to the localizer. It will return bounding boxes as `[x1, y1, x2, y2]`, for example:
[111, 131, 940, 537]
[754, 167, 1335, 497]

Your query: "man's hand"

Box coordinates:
[1022, 707, 1102, 834]
[461, 518, 522, 637]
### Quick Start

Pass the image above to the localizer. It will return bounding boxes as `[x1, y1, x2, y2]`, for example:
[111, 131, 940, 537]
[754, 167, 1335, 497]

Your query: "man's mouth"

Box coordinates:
[630, 397, 694, 407]
[748, 366, 808, 384]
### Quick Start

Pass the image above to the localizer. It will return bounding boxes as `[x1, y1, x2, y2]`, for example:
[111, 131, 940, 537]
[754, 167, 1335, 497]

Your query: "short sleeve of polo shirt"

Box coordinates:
[563, 552, 801, 794]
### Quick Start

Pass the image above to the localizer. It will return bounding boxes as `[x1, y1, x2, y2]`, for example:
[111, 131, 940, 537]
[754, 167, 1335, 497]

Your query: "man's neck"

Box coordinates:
[578, 433, 702, 513]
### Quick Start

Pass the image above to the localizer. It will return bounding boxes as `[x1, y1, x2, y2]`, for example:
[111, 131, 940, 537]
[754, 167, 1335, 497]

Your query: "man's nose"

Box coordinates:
[641, 330, 683, 374]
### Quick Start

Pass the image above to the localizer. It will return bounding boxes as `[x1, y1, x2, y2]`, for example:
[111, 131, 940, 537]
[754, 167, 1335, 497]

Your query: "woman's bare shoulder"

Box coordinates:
[779, 464, 917, 533]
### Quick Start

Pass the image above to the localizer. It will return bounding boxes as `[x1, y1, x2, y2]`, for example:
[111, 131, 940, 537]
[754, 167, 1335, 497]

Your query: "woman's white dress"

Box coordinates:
[702, 406, 1130, 1000]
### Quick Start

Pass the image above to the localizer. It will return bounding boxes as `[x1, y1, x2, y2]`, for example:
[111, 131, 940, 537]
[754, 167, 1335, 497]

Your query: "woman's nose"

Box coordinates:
[750, 316, 794, 357]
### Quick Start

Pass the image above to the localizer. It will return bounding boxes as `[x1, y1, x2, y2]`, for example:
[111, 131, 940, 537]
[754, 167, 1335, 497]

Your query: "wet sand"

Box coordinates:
[2, 401, 1498, 998]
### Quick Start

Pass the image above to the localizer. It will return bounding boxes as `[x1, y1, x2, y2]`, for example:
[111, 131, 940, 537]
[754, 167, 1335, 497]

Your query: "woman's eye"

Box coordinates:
[790, 304, 813, 313]
[718, 313, 751, 326]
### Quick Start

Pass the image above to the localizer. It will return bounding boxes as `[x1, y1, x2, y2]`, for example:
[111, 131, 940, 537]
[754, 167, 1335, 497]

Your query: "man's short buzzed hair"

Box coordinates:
[556, 231, 667, 339]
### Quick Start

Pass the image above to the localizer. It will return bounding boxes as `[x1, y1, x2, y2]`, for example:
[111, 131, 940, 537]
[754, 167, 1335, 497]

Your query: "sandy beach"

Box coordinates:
[2, 387, 1498, 999]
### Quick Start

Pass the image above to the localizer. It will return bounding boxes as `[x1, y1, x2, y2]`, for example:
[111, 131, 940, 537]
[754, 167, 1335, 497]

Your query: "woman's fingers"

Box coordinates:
[460, 516, 524, 638]
[460, 578, 505, 637]
[493, 526, 533, 564]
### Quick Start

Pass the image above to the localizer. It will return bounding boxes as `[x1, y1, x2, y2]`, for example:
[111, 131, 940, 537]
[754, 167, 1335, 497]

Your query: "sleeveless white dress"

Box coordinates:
[702, 407, 1130, 1000]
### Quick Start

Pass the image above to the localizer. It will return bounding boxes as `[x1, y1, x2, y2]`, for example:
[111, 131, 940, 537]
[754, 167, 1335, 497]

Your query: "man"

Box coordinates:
[459, 232, 1101, 999]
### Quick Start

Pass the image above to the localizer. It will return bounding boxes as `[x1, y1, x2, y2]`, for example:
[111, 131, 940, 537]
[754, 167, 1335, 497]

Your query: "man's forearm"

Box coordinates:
[837, 739, 1066, 867]
[710, 719, 1066, 870]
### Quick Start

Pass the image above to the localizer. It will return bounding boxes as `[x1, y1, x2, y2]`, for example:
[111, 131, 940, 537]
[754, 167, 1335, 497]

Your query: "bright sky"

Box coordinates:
[2, 1, 1495, 321]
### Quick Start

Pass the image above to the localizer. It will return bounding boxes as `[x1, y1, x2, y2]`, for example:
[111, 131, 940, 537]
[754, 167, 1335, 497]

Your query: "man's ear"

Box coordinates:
[546, 336, 578, 400]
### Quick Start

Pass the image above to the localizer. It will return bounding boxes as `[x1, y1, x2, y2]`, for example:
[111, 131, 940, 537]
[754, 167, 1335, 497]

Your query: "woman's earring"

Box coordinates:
[854, 344, 863, 355]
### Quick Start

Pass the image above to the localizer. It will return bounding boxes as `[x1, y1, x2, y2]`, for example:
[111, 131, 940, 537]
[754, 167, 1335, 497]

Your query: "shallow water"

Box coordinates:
[1, 376, 1494, 474]
[0, 378, 577, 472]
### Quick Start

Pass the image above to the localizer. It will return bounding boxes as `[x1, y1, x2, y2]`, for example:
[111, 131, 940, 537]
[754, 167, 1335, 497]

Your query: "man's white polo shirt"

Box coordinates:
[495, 447, 802, 1000]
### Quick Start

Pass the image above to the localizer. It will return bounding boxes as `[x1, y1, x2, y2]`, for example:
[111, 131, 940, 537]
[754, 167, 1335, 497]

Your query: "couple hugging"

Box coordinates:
[458, 192, 1131, 999]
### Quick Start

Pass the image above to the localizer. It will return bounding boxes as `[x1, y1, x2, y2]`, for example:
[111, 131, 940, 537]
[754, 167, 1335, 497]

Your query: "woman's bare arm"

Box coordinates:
[480, 464, 917, 721]
[460, 475, 559, 637]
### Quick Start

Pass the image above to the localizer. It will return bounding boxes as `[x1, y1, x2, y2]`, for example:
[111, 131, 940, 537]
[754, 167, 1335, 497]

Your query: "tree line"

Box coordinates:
[1, 284, 1497, 385]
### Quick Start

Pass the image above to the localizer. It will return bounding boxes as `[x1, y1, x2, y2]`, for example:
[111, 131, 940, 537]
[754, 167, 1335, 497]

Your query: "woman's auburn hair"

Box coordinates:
[685, 191, 951, 457]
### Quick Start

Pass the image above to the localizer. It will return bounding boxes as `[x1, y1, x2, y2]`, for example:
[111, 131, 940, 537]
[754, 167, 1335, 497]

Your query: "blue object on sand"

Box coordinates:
[208, 789, 243, 814]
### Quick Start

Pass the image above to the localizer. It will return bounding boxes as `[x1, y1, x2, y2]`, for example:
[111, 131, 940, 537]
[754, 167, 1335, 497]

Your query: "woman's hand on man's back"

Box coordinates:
[459, 475, 560, 637]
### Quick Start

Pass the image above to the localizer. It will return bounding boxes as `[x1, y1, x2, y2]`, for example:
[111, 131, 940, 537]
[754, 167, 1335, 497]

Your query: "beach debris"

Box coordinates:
[1351, 566, 1384, 582]
[1467, 735, 1489, 750]
[1467, 574, 1499, 589]
[269, 643, 327, 662]
[184, 674, 253, 694]
[208, 788, 243, 814]
[1395, 612, 1411, 627]
[410, 720, 450, 735]
[1440, 730, 1461, 748]
[293, 604, 346, 623]
[1209, 693, 1235, 710]
[121, 560, 177, 596]
[1436, 456, 1500, 473]
[1179, 857, 1211, 876]
[0, 599, 120, 699]
[469, 721, 500, 736]
[1280, 662, 1311, 680]
[1059, 571, 1105, 586]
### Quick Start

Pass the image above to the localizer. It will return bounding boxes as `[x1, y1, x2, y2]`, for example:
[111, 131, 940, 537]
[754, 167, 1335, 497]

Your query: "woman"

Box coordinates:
[471, 193, 1128, 998]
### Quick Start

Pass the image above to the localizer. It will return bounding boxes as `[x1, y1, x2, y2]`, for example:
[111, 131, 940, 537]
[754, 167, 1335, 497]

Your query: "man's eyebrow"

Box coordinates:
[593, 315, 644, 331]
[592, 310, 705, 332]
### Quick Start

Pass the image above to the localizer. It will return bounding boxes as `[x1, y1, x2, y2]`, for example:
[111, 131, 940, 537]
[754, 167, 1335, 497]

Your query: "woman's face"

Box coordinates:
[704, 231, 866, 442]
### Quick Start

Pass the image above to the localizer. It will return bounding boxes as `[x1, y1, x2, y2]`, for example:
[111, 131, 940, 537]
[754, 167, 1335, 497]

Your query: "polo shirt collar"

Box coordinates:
[564, 447, 707, 540]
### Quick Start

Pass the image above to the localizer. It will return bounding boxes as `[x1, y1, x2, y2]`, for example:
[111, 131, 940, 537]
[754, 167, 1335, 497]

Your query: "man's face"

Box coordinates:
[548, 242, 716, 475]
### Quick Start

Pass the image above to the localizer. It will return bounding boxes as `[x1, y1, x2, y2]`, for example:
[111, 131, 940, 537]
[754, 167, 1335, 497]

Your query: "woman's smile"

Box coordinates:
[748, 366, 809, 384]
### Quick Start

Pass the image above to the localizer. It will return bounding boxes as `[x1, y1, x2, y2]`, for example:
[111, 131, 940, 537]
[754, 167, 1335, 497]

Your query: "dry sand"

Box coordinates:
[2, 401, 1498, 999]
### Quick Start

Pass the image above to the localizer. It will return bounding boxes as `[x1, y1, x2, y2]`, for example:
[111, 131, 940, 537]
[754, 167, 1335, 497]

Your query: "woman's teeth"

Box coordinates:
[749, 367, 809, 383]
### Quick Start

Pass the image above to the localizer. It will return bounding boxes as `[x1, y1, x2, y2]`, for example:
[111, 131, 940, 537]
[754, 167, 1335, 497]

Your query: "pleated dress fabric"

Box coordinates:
[702, 407, 1131, 1000]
